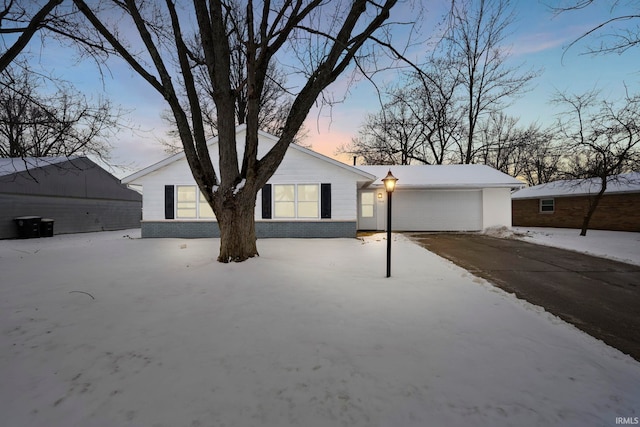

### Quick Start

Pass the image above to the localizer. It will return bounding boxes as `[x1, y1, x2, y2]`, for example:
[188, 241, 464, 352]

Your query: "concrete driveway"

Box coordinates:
[407, 233, 640, 362]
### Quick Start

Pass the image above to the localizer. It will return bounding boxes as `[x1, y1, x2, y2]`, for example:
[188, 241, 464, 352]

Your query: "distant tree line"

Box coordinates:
[340, 0, 640, 188]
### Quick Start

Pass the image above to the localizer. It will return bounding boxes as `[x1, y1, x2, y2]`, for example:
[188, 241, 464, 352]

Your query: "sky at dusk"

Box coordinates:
[8, 0, 640, 177]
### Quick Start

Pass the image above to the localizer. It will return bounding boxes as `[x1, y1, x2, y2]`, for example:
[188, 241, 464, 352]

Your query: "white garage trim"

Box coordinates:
[391, 189, 483, 231]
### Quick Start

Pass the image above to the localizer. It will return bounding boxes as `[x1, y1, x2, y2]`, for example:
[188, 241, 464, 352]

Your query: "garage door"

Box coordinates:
[392, 189, 482, 231]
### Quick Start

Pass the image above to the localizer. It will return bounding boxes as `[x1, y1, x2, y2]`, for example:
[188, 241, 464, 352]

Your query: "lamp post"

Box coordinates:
[382, 170, 398, 278]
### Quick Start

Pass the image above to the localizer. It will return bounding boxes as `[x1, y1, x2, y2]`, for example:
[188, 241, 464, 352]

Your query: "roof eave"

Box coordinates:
[367, 183, 525, 189]
[287, 143, 377, 181]
[121, 150, 188, 184]
[512, 188, 640, 199]
[121, 125, 377, 184]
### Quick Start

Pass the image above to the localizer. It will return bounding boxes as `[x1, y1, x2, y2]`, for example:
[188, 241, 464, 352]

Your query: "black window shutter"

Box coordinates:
[164, 185, 174, 219]
[321, 183, 331, 219]
[262, 184, 272, 219]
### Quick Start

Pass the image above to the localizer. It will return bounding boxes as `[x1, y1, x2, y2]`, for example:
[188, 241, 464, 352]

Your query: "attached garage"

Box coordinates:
[393, 189, 482, 231]
[356, 165, 524, 232]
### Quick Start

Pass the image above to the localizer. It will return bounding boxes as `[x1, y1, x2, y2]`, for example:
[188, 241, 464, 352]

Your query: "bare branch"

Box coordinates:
[552, 1, 640, 58]
[0, 0, 63, 72]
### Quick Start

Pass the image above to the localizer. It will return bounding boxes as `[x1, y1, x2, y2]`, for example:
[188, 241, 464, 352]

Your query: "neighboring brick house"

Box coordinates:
[512, 173, 640, 232]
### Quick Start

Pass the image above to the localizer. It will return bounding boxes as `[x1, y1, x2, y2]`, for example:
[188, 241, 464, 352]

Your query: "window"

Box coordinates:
[297, 184, 319, 218]
[273, 184, 319, 218]
[274, 184, 295, 218]
[361, 192, 374, 218]
[540, 198, 554, 213]
[176, 185, 216, 219]
[177, 186, 197, 218]
[199, 191, 215, 218]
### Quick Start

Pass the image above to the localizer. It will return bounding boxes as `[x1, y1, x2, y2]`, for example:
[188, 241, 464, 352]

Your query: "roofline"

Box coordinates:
[0, 155, 86, 177]
[121, 147, 193, 184]
[284, 142, 376, 181]
[355, 164, 526, 188]
[254, 127, 375, 181]
[122, 125, 376, 184]
[367, 183, 525, 189]
[511, 172, 640, 199]
[512, 188, 640, 199]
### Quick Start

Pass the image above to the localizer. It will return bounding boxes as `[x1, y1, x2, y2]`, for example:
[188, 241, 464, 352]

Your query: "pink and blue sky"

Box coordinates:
[11, 1, 640, 176]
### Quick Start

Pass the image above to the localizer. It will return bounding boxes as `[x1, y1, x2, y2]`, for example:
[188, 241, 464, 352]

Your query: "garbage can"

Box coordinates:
[14, 216, 41, 238]
[40, 218, 54, 237]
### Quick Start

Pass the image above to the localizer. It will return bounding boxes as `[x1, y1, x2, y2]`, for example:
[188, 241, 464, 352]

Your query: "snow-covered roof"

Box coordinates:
[512, 172, 640, 199]
[121, 125, 375, 184]
[0, 156, 80, 177]
[356, 164, 525, 189]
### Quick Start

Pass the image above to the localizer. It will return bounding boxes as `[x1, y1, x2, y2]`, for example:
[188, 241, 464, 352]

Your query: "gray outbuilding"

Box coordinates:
[0, 156, 142, 239]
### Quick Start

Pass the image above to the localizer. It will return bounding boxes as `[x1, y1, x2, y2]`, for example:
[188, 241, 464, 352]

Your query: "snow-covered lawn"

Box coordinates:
[511, 227, 640, 266]
[1, 230, 638, 427]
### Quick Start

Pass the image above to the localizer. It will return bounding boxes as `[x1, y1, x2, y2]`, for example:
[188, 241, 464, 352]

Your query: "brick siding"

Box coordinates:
[141, 220, 358, 238]
[512, 193, 640, 232]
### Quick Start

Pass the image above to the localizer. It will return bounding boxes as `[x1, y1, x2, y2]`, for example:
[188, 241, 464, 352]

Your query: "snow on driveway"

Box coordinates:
[1, 230, 638, 426]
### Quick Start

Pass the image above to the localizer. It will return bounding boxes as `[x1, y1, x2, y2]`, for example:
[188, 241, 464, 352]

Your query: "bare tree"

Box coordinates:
[0, 0, 64, 72]
[553, 88, 640, 235]
[408, 59, 463, 165]
[341, 56, 462, 166]
[343, 116, 403, 165]
[71, 0, 408, 262]
[519, 126, 563, 186]
[340, 88, 430, 165]
[162, 58, 309, 154]
[475, 112, 557, 181]
[340, 0, 539, 169]
[551, 0, 640, 57]
[476, 112, 523, 176]
[0, 63, 120, 161]
[443, 0, 539, 164]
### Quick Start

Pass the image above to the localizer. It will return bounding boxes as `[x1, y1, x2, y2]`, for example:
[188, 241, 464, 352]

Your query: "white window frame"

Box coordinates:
[176, 185, 197, 219]
[273, 183, 320, 219]
[274, 184, 296, 218]
[540, 198, 555, 213]
[360, 192, 375, 218]
[297, 184, 320, 218]
[176, 185, 216, 219]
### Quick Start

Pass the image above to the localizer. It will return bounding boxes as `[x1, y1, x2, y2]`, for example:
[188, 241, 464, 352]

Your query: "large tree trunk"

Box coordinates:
[215, 190, 259, 263]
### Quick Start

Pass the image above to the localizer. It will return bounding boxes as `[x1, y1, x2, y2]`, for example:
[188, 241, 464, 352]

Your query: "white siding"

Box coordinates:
[266, 147, 358, 220]
[134, 131, 363, 221]
[482, 187, 512, 229]
[137, 157, 202, 221]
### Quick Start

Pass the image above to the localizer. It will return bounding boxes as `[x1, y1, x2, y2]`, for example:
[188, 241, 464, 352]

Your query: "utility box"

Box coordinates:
[14, 216, 41, 239]
[40, 218, 54, 237]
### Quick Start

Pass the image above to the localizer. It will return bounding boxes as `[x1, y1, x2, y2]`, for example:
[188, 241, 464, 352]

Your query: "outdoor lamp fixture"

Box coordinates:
[382, 170, 398, 278]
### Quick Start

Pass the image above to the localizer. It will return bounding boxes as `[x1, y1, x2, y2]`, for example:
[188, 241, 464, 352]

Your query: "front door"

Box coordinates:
[358, 191, 377, 230]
